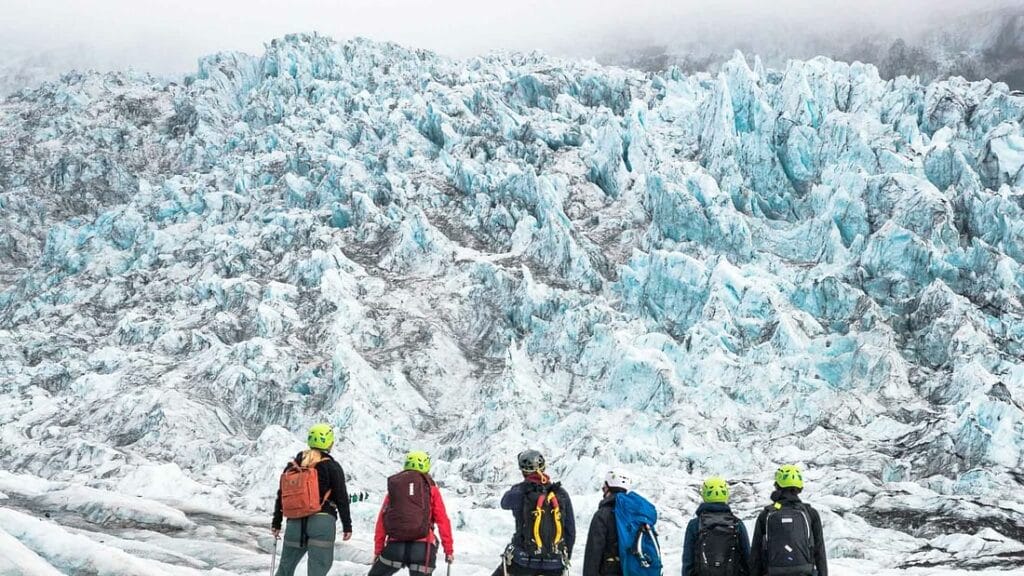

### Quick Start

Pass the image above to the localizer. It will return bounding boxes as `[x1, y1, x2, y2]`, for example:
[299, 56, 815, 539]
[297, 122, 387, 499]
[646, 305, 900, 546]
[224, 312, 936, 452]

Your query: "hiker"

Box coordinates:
[681, 477, 750, 576]
[583, 470, 663, 576]
[368, 451, 455, 576]
[749, 465, 828, 576]
[271, 423, 353, 576]
[492, 450, 576, 576]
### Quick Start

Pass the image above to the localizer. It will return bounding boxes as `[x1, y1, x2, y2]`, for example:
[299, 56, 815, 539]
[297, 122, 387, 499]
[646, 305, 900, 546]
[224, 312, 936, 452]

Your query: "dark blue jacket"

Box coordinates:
[501, 480, 577, 559]
[681, 503, 751, 576]
[750, 490, 827, 576]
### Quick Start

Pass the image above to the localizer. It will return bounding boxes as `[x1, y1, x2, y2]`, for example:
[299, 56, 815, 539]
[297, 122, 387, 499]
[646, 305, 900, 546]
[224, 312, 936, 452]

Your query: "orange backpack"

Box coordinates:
[280, 452, 332, 519]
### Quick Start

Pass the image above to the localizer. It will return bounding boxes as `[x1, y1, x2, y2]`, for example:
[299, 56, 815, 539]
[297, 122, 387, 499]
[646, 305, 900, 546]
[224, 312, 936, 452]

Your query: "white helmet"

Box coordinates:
[604, 470, 632, 491]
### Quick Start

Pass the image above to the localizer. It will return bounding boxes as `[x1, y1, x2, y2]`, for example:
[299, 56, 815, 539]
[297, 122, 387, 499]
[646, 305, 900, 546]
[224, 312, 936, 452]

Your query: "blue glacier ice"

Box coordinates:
[1, 34, 1024, 574]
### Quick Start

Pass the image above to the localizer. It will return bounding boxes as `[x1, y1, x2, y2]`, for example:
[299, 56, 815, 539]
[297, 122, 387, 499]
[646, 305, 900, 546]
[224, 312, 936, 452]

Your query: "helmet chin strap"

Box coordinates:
[523, 469, 549, 483]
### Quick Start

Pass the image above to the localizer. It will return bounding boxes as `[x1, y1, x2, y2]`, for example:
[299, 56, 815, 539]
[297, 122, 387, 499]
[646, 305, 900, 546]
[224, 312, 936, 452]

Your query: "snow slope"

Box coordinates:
[1, 33, 1024, 574]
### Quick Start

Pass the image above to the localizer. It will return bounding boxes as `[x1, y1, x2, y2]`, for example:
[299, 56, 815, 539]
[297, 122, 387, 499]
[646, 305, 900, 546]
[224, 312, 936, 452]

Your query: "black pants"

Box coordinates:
[369, 542, 438, 576]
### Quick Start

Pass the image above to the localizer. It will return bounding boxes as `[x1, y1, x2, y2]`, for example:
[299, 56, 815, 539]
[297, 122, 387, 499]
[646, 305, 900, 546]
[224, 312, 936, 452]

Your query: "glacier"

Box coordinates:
[1, 33, 1024, 575]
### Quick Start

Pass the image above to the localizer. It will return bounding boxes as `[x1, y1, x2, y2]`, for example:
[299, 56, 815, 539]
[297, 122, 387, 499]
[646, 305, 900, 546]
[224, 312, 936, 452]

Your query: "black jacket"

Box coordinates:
[500, 479, 577, 559]
[272, 450, 353, 532]
[682, 503, 751, 576]
[749, 489, 827, 576]
[582, 493, 622, 576]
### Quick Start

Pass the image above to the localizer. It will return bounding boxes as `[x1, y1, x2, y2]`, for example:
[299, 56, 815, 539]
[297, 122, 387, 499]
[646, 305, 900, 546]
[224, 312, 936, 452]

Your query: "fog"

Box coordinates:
[0, 0, 1017, 76]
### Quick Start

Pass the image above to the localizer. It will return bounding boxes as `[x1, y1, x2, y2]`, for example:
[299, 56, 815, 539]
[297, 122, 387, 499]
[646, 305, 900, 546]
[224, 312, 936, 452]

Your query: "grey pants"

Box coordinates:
[277, 514, 337, 576]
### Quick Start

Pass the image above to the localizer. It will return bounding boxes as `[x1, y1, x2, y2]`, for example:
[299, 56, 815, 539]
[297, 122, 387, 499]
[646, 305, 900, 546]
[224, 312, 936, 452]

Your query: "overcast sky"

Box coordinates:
[1, 0, 1016, 75]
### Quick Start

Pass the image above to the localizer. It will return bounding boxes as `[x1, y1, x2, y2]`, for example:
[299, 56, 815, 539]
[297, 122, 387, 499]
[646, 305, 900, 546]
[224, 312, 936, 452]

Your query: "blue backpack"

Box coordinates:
[614, 492, 663, 576]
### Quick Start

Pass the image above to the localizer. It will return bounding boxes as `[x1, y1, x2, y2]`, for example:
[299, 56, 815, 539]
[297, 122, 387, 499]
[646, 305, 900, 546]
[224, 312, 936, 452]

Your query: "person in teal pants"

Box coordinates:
[272, 423, 354, 576]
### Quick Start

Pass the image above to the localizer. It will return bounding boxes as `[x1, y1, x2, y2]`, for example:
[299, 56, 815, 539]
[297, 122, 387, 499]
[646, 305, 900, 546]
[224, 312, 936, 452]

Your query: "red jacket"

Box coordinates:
[374, 484, 454, 556]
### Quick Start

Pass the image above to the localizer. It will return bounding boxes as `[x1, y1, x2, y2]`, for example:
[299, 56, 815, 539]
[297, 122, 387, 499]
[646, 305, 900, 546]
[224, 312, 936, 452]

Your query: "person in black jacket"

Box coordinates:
[749, 465, 827, 576]
[492, 450, 576, 576]
[582, 470, 633, 576]
[271, 423, 353, 576]
[681, 477, 750, 576]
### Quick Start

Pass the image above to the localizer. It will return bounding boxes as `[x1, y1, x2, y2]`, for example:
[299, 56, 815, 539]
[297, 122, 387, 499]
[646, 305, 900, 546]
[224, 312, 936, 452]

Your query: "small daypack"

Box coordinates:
[511, 482, 567, 571]
[280, 451, 331, 519]
[614, 492, 663, 576]
[383, 469, 434, 541]
[694, 511, 743, 576]
[764, 504, 814, 576]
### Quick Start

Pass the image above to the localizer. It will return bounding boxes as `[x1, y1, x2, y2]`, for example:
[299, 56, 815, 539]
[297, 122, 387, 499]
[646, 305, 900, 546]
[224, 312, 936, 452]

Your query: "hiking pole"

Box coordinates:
[270, 536, 278, 576]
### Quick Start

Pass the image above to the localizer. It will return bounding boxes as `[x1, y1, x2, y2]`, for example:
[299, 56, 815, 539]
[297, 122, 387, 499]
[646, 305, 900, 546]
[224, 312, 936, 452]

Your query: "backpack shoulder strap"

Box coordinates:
[796, 503, 814, 548]
[762, 505, 778, 551]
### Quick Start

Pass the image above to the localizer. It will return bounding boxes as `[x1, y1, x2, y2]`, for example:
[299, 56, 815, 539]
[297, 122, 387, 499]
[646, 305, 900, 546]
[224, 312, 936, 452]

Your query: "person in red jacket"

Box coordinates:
[369, 451, 454, 576]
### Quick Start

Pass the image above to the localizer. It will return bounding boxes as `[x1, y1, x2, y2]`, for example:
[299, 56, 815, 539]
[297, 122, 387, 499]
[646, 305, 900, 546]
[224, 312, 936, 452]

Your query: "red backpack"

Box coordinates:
[280, 452, 332, 519]
[383, 469, 433, 540]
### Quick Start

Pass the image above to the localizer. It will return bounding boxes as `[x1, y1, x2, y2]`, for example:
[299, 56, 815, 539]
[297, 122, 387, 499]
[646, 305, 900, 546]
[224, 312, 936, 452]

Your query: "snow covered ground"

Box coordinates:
[1, 33, 1024, 574]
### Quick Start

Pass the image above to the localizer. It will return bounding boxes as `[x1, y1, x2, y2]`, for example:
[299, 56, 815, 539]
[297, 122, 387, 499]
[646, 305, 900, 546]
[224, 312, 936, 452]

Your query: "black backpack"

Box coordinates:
[763, 504, 814, 576]
[694, 511, 744, 576]
[511, 482, 567, 570]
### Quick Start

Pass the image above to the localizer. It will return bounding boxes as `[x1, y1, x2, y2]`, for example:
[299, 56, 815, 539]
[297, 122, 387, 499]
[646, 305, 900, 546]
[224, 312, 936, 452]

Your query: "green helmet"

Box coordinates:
[404, 451, 431, 473]
[775, 464, 804, 489]
[701, 477, 730, 503]
[307, 423, 335, 450]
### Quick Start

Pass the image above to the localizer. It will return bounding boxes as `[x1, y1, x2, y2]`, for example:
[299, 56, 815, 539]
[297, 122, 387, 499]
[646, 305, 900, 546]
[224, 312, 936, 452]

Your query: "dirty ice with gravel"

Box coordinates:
[1, 33, 1024, 575]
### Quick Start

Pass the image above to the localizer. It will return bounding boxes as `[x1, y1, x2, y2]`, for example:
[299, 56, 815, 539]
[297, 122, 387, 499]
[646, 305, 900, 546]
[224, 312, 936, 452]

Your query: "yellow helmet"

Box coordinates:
[701, 477, 730, 503]
[775, 464, 804, 489]
[307, 423, 334, 450]
[404, 451, 431, 473]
